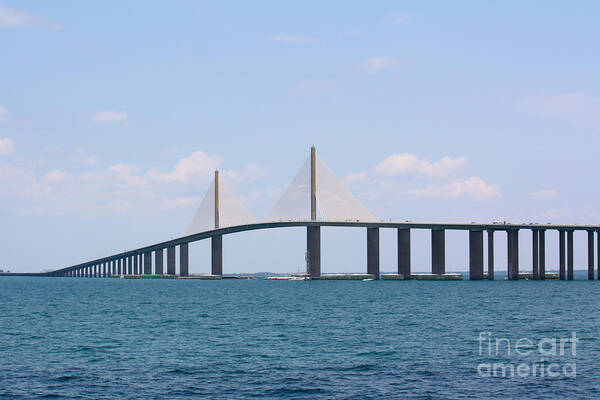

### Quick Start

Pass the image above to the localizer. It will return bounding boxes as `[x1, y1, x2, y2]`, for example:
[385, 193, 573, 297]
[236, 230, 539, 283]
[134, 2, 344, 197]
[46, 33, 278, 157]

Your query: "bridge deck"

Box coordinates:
[48, 220, 600, 275]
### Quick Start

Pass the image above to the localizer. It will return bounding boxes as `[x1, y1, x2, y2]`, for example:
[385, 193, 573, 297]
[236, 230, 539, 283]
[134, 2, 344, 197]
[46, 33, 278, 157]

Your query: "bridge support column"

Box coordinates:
[133, 255, 138, 275]
[559, 230, 566, 280]
[487, 230, 494, 280]
[567, 230, 574, 280]
[588, 230, 595, 280]
[539, 230, 546, 280]
[212, 235, 223, 276]
[119, 258, 123, 275]
[144, 252, 152, 275]
[367, 228, 380, 279]
[597, 231, 600, 280]
[110, 260, 114, 277]
[431, 229, 445, 274]
[307, 226, 321, 279]
[532, 230, 539, 280]
[507, 230, 519, 280]
[398, 228, 411, 279]
[469, 230, 484, 280]
[95, 264, 99, 277]
[167, 246, 176, 275]
[180, 243, 189, 277]
[155, 249, 164, 275]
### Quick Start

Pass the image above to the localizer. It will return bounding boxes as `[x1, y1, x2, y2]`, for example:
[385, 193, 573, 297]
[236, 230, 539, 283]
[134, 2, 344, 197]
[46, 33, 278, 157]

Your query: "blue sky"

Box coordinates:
[1, 1, 599, 273]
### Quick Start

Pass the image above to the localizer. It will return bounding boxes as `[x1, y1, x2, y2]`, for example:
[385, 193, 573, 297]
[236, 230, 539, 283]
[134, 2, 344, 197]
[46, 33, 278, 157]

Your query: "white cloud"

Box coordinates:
[0, 105, 6, 121]
[269, 35, 318, 44]
[0, 149, 263, 217]
[359, 56, 396, 73]
[408, 176, 500, 201]
[0, 4, 60, 29]
[375, 153, 467, 178]
[0, 138, 14, 156]
[44, 169, 68, 183]
[530, 189, 558, 199]
[522, 91, 600, 131]
[108, 163, 144, 187]
[91, 110, 128, 124]
[146, 151, 222, 184]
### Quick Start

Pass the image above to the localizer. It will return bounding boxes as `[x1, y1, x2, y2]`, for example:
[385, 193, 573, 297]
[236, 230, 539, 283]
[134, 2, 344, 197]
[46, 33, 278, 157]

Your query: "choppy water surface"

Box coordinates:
[1, 275, 600, 399]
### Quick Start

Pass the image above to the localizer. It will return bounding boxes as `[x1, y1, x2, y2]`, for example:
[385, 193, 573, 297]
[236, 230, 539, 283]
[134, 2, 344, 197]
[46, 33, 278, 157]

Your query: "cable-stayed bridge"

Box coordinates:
[36, 147, 600, 281]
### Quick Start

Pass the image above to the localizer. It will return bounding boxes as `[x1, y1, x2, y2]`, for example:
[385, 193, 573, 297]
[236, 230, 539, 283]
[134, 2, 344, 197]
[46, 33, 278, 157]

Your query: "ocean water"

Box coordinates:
[1, 274, 599, 399]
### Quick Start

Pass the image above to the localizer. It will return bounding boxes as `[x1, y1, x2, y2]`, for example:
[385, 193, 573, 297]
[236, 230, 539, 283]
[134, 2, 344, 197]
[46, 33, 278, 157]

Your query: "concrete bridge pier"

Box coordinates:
[469, 230, 484, 280]
[487, 230, 494, 280]
[539, 230, 546, 280]
[180, 243, 189, 276]
[431, 229, 445, 274]
[397, 228, 411, 279]
[167, 246, 176, 275]
[532, 230, 539, 280]
[212, 235, 223, 276]
[567, 230, 574, 280]
[559, 230, 566, 280]
[588, 230, 595, 280]
[155, 249, 164, 275]
[144, 251, 152, 274]
[367, 227, 380, 279]
[597, 231, 600, 280]
[507, 229, 519, 280]
[119, 258, 123, 275]
[307, 226, 321, 278]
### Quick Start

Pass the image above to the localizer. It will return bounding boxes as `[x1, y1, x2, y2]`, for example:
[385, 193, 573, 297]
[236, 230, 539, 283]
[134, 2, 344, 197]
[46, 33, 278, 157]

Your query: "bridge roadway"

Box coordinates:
[46, 221, 600, 280]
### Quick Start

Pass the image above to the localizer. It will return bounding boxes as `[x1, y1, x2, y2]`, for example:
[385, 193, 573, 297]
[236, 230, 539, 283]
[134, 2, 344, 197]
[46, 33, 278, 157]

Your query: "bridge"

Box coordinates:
[40, 147, 600, 280]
